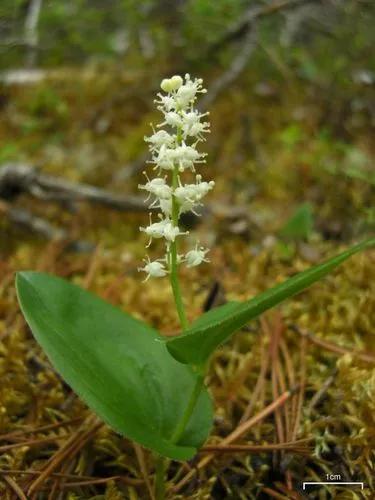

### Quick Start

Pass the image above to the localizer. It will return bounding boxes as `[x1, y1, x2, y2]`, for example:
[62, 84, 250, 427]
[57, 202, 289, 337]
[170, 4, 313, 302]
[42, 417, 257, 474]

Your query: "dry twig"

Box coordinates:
[290, 324, 375, 363]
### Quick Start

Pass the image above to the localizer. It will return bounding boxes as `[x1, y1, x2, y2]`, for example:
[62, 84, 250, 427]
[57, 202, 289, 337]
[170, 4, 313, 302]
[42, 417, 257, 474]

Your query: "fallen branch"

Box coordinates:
[0, 163, 148, 212]
[209, 0, 317, 54]
[199, 26, 258, 109]
[0, 163, 251, 241]
[0, 199, 67, 240]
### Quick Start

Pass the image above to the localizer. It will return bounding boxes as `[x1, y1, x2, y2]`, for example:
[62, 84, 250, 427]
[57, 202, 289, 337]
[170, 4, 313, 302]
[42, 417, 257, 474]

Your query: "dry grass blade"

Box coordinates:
[307, 368, 338, 414]
[0, 435, 67, 453]
[291, 325, 375, 363]
[267, 314, 287, 444]
[291, 334, 307, 441]
[239, 334, 270, 424]
[26, 416, 103, 495]
[0, 469, 143, 485]
[133, 443, 155, 500]
[172, 389, 295, 494]
[59, 476, 144, 488]
[261, 486, 290, 499]
[0, 417, 82, 442]
[202, 438, 311, 454]
[2, 475, 28, 500]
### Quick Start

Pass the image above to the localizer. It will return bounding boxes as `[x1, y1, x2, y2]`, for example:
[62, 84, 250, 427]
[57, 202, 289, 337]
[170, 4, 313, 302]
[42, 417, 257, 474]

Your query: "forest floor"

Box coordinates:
[0, 66, 374, 499]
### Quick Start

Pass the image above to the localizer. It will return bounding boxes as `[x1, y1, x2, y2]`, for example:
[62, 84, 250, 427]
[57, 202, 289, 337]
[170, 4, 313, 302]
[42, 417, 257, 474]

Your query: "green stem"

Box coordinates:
[153, 375, 204, 500]
[169, 135, 189, 331]
[154, 454, 168, 500]
[169, 240, 188, 330]
[170, 373, 204, 444]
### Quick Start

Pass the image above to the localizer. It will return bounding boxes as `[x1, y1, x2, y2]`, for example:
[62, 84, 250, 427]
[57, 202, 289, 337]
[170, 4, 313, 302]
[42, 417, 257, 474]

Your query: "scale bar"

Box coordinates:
[303, 482, 364, 490]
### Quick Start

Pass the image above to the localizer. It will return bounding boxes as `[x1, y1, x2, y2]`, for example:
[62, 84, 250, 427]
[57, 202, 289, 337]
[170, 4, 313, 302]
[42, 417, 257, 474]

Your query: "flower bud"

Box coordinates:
[160, 75, 183, 93]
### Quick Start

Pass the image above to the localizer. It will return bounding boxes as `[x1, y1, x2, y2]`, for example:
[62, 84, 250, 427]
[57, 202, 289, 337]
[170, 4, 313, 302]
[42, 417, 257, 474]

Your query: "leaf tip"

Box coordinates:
[15, 270, 35, 292]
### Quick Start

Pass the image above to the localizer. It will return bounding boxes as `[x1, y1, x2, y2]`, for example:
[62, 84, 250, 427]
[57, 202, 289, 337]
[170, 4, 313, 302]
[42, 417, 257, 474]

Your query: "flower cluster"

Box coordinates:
[139, 74, 213, 281]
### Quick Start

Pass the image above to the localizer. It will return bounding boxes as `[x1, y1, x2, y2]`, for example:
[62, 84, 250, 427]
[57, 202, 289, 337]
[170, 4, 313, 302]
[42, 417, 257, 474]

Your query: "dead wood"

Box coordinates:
[208, 0, 318, 54]
[0, 163, 148, 212]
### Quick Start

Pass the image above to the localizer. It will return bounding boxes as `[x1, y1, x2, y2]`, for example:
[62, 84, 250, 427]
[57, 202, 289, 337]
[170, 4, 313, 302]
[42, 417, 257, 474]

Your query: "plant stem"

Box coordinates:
[169, 155, 189, 330]
[154, 454, 168, 500]
[169, 243, 188, 330]
[170, 373, 204, 444]
[153, 374, 204, 500]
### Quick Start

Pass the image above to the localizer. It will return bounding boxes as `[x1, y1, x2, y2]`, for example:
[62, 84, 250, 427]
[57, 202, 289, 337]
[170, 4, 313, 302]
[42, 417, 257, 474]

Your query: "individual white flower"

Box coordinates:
[185, 245, 210, 267]
[175, 175, 214, 204]
[175, 74, 207, 108]
[160, 75, 183, 93]
[140, 216, 170, 246]
[193, 175, 215, 198]
[174, 184, 198, 204]
[138, 258, 168, 281]
[162, 221, 188, 242]
[158, 198, 173, 216]
[152, 144, 176, 171]
[173, 143, 206, 172]
[139, 215, 187, 246]
[138, 175, 172, 200]
[158, 111, 183, 128]
[155, 94, 177, 112]
[150, 197, 172, 217]
[179, 198, 200, 215]
[181, 111, 210, 140]
[144, 129, 175, 150]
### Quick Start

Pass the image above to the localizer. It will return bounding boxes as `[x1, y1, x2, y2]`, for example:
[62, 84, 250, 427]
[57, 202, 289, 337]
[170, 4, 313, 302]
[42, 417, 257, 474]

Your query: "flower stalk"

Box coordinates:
[169, 158, 189, 330]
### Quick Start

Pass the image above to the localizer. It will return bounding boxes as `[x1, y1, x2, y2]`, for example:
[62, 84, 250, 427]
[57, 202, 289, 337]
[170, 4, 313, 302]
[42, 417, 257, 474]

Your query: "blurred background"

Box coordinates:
[0, 0, 374, 250]
[0, 1, 375, 498]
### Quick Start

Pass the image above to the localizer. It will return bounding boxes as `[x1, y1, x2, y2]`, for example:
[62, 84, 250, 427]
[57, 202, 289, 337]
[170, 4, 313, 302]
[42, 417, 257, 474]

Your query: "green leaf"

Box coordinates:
[166, 238, 374, 365]
[191, 301, 242, 329]
[16, 272, 213, 461]
[279, 203, 314, 241]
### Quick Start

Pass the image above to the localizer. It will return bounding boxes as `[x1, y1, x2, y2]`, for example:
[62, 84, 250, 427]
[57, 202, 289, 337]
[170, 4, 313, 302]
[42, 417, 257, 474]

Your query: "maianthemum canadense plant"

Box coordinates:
[16, 75, 374, 499]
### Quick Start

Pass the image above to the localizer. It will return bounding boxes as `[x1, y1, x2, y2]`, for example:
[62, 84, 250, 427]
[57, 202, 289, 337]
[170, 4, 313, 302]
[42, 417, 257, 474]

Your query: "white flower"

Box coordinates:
[175, 175, 214, 204]
[163, 221, 188, 242]
[174, 185, 197, 203]
[144, 130, 174, 150]
[193, 175, 215, 198]
[138, 176, 172, 200]
[140, 216, 170, 246]
[140, 215, 187, 246]
[175, 74, 207, 108]
[181, 111, 210, 140]
[159, 111, 183, 128]
[155, 94, 177, 112]
[139, 74, 213, 278]
[173, 143, 206, 172]
[185, 245, 210, 267]
[148, 196, 172, 217]
[157, 198, 173, 216]
[152, 144, 176, 171]
[179, 199, 199, 215]
[139, 258, 168, 281]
